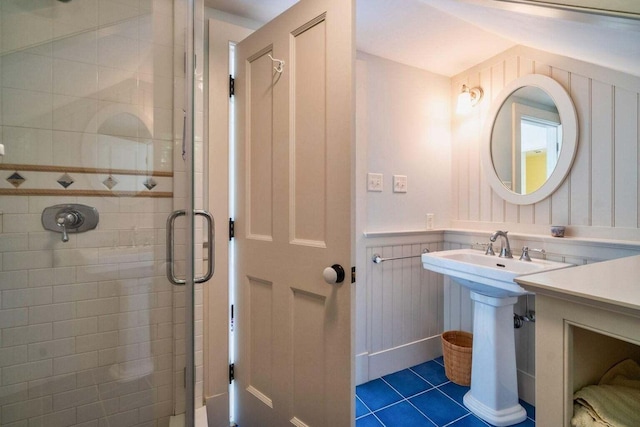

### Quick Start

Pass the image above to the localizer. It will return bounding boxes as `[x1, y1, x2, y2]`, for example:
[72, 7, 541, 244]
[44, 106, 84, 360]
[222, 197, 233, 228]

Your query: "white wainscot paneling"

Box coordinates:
[361, 239, 444, 382]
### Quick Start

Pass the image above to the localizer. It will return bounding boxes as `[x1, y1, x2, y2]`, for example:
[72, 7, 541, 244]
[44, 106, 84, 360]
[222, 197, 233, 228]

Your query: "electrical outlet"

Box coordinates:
[393, 175, 407, 193]
[367, 173, 383, 192]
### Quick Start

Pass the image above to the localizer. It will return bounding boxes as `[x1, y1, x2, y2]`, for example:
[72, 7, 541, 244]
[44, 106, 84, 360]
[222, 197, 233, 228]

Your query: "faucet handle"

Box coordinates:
[519, 247, 546, 261]
[485, 242, 495, 256]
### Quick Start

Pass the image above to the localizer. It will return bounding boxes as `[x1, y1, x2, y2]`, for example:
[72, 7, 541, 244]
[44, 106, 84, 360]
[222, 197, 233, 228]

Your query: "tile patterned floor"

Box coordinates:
[356, 357, 536, 427]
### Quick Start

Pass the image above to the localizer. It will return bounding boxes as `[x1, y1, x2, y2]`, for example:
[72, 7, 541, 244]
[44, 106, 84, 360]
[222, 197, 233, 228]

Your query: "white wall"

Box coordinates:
[355, 52, 451, 384]
[356, 52, 452, 232]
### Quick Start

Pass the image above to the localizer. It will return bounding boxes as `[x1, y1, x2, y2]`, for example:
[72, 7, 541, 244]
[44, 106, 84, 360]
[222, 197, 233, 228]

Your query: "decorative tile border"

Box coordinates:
[1, 164, 173, 197]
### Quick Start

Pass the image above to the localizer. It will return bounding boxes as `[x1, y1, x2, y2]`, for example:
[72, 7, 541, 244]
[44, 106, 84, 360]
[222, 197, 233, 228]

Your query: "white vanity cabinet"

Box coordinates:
[515, 255, 640, 426]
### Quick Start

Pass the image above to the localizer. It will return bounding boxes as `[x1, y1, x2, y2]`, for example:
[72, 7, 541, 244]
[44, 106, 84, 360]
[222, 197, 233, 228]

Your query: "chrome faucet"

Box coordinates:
[490, 230, 512, 258]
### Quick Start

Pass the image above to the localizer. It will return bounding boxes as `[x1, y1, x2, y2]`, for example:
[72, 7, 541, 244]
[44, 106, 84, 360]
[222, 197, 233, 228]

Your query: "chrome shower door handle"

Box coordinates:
[195, 210, 214, 284]
[166, 210, 187, 285]
[166, 210, 215, 286]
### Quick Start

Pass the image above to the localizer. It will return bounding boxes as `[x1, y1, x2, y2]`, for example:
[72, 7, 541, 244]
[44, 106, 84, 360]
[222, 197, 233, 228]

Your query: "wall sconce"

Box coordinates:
[456, 84, 484, 114]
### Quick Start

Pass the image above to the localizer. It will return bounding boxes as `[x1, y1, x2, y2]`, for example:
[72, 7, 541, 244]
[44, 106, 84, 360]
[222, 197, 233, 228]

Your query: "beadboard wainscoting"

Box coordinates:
[451, 45, 640, 242]
[357, 232, 445, 385]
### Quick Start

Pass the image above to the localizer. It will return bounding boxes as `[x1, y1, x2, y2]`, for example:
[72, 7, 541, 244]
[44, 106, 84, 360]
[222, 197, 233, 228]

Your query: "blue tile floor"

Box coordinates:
[356, 357, 535, 427]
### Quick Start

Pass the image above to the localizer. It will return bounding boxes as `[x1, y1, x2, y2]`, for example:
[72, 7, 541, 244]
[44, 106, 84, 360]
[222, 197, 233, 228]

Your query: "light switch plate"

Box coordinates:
[367, 173, 383, 192]
[393, 175, 407, 193]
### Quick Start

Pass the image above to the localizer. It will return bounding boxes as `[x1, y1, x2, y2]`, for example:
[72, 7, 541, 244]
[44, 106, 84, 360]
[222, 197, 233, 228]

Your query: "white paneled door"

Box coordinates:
[234, 0, 355, 425]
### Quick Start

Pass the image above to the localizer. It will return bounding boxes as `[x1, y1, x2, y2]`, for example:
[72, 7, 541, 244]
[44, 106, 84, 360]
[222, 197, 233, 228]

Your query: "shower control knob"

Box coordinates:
[323, 264, 345, 285]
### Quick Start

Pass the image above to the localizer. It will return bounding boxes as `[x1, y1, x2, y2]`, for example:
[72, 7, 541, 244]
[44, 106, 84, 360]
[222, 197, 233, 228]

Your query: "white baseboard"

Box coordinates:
[169, 406, 208, 427]
[360, 335, 443, 384]
[517, 369, 536, 406]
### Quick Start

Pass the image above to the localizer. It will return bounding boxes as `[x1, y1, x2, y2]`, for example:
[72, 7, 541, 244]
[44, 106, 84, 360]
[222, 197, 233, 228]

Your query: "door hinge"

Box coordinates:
[229, 218, 235, 240]
[230, 304, 234, 332]
[229, 363, 235, 383]
[229, 75, 235, 97]
[351, 266, 356, 284]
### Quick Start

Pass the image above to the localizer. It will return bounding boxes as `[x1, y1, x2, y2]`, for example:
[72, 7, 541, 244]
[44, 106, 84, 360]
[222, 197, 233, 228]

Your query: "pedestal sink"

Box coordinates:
[422, 249, 572, 426]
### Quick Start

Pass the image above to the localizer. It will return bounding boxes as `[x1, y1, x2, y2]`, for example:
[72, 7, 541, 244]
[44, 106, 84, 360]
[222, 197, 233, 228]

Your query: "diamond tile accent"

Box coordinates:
[7, 172, 26, 188]
[143, 178, 157, 190]
[103, 175, 118, 190]
[57, 173, 74, 189]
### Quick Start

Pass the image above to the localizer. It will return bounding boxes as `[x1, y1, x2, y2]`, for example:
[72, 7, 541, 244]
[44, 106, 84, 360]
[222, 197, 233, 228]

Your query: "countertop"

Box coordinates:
[515, 254, 640, 313]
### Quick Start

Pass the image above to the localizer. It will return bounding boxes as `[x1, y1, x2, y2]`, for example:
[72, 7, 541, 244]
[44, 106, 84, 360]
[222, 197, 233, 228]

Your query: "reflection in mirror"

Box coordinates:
[482, 74, 578, 205]
[491, 87, 561, 195]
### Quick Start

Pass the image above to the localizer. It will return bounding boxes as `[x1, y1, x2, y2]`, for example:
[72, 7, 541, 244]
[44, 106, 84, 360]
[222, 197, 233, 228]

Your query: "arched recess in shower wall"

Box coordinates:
[0, 1, 206, 426]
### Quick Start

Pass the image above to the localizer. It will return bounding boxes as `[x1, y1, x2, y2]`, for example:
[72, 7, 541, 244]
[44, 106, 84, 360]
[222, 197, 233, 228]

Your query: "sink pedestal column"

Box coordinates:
[463, 291, 526, 427]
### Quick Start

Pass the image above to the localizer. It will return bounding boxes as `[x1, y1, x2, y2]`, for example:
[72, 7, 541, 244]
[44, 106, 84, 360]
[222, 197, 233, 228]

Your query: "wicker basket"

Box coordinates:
[441, 331, 473, 386]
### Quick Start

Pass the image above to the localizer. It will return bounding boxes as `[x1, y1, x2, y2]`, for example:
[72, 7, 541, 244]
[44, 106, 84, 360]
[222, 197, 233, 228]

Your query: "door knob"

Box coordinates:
[323, 264, 345, 284]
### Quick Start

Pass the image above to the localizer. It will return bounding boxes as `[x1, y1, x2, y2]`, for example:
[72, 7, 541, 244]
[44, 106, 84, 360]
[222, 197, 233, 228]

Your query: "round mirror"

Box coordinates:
[482, 74, 578, 205]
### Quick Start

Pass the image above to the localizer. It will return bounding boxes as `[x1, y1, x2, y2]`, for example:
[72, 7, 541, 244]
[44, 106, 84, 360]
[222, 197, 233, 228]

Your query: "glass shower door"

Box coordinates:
[0, 0, 204, 426]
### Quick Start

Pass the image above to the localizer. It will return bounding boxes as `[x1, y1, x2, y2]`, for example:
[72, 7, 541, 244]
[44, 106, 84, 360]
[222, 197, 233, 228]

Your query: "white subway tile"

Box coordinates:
[118, 325, 155, 346]
[1, 395, 52, 424]
[2, 251, 53, 271]
[97, 66, 139, 104]
[53, 30, 98, 64]
[1, 127, 53, 166]
[96, 377, 138, 399]
[76, 230, 119, 249]
[1, 287, 52, 309]
[2, 359, 52, 385]
[0, 271, 28, 290]
[0, 308, 28, 328]
[98, 408, 140, 427]
[28, 231, 76, 251]
[76, 297, 120, 318]
[27, 407, 76, 427]
[1, 89, 53, 129]
[52, 385, 98, 411]
[53, 58, 98, 98]
[28, 373, 76, 398]
[119, 293, 155, 312]
[53, 248, 99, 268]
[0, 197, 28, 214]
[0, 233, 28, 252]
[2, 324, 52, 347]
[52, 0, 99, 40]
[1, 6, 53, 53]
[3, 213, 45, 234]
[0, 346, 27, 367]
[28, 269, 55, 288]
[1, 52, 53, 92]
[28, 338, 75, 361]
[118, 260, 154, 279]
[98, 34, 139, 73]
[75, 331, 118, 353]
[0, 382, 29, 406]
[119, 389, 154, 412]
[53, 267, 76, 286]
[53, 317, 97, 339]
[76, 264, 119, 283]
[53, 351, 97, 375]
[52, 95, 99, 133]
[29, 302, 76, 324]
[52, 131, 99, 168]
[76, 396, 119, 423]
[53, 282, 98, 303]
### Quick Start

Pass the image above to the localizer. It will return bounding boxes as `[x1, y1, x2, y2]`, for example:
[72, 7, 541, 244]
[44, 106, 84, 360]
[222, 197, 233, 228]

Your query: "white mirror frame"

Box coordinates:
[481, 74, 578, 205]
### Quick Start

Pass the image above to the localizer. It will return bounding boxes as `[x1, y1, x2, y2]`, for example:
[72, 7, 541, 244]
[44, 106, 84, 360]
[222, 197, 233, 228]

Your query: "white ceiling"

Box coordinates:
[204, 0, 640, 77]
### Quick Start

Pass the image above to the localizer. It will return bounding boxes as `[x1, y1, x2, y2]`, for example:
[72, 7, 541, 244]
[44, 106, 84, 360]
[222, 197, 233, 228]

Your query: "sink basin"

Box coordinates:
[421, 248, 572, 297]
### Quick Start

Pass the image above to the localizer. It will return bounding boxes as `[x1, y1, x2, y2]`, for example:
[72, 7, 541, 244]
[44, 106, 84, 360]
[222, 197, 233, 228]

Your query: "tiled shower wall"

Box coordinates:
[0, 0, 206, 425]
